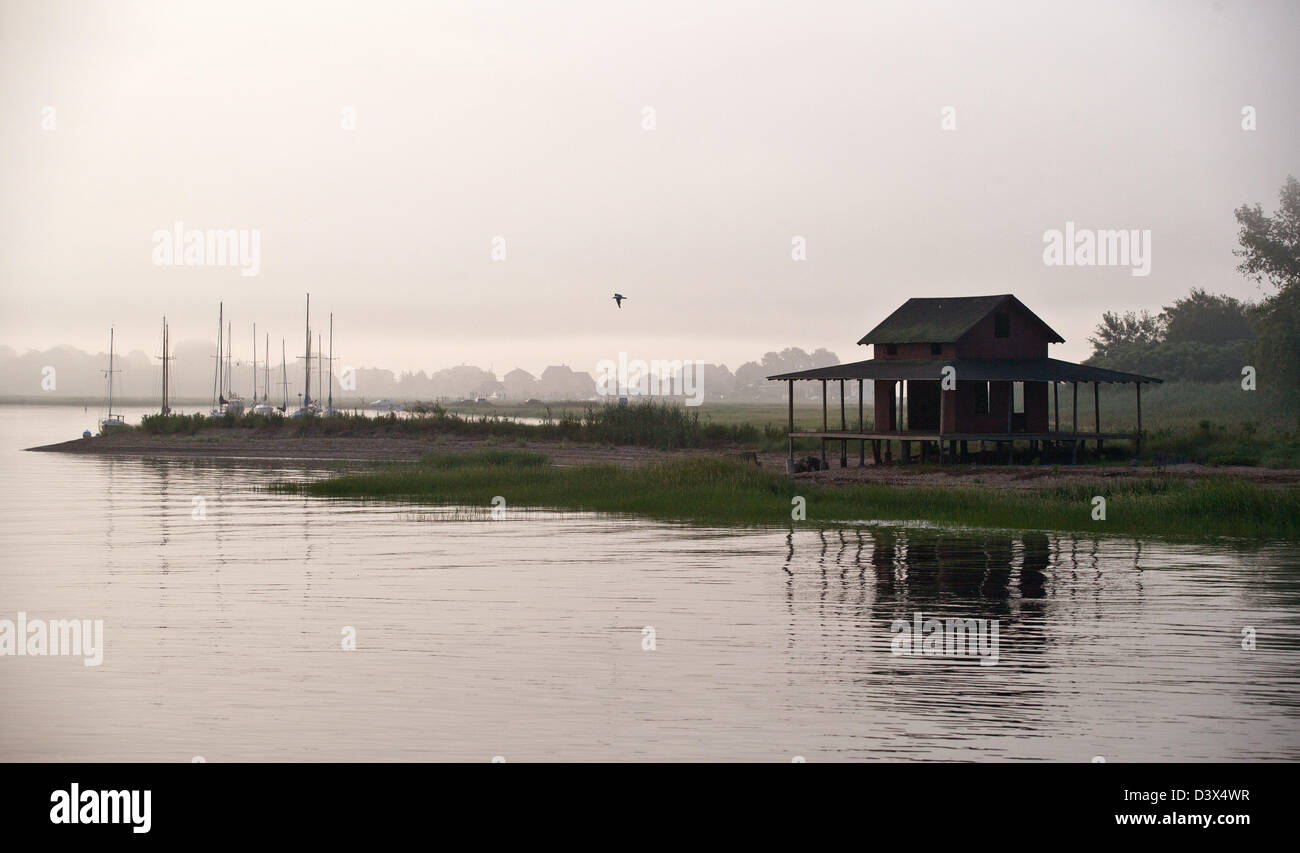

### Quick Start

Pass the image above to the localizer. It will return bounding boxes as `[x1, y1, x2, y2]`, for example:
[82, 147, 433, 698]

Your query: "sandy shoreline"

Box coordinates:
[26, 430, 1300, 491]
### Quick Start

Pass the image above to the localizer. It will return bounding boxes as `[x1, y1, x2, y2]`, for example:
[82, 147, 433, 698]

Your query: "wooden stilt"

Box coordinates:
[897, 380, 903, 432]
[1005, 387, 1013, 465]
[787, 380, 794, 471]
[1094, 381, 1102, 456]
[1072, 382, 1079, 464]
[858, 379, 865, 467]
[820, 379, 827, 468]
[1054, 382, 1060, 434]
[1135, 382, 1143, 461]
[839, 379, 847, 468]
[939, 383, 946, 465]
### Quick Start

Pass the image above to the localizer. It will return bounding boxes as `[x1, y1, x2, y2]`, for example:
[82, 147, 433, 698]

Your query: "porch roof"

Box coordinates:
[766, 357, 1162, 384]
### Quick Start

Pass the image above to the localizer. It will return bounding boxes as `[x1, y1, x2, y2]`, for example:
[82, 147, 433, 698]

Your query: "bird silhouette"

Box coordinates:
[612, 293, 628, 308]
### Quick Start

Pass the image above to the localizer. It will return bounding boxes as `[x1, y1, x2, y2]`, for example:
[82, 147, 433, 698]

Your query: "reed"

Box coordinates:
[273, 450, 1300, 540]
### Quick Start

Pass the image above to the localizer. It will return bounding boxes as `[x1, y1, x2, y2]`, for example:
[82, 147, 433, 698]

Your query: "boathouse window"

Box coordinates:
[994, 312, 1010, 338]
[886, 344, 898, 355]
[975, 381, 990, 414]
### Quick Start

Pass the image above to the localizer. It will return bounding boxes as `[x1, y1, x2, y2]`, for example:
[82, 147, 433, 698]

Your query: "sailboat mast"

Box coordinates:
[281, 339, 288, 410]
[264, 332, 270, 401]
[317, 333, 323, 407]
[107, 327, 114, 417]
[161, 317, 169, 415]
[252, 322, 257, 401]
[214, 302, 223, 408]
[303, 293, 311, 409]
[226, 322, 232, 397]
[328, 312, 334, 409]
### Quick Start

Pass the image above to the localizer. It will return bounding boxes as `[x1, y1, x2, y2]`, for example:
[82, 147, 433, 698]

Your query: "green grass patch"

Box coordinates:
[271, 450, 1300, 540]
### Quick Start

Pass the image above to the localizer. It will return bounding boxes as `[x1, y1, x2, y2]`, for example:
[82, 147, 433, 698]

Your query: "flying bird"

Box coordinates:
[612, 293, 628, 308]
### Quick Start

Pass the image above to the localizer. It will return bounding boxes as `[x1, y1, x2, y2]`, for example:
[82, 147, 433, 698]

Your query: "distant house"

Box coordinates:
[768, 295, 1161, 466]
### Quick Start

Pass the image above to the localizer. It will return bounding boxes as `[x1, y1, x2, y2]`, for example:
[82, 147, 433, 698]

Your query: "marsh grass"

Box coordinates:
[272, 450, 1300, 540]
[136, 383, 1300, 466]
[141, 401, 788, 450]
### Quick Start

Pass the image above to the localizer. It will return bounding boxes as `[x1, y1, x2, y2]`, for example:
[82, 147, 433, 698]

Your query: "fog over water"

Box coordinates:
[3, 0, 1298, 378]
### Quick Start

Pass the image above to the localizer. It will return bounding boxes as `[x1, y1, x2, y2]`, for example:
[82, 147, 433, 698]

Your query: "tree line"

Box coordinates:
[1085, 175, 1299, 406]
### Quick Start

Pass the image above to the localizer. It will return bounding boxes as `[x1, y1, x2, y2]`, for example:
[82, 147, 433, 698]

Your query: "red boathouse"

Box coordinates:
[768, 295, 1162, 467]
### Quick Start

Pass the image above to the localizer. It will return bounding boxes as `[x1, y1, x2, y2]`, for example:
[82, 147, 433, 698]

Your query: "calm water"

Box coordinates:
[2, 404, 1298, 762]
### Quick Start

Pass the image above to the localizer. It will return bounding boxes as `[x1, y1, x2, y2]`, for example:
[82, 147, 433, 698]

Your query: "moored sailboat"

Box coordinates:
[209, 303, 227, 419]
[98, 327, 127, 434]
[250, 325, 277, 416]
[292, 293, 317, 418]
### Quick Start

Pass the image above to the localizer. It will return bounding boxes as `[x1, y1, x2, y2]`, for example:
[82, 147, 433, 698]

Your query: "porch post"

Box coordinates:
[1006, 384, 1013, 464]
[1135, 382, 1143, 461]
[898, 380, 907, 464]
[820, 379, 827, 468]
[857, 379, 865, 467]
[1072, 381, 1079, 464]
[787, 380, 794, 470]
[1094, 381, 1102, 456]
[939, 383, 946, 465]
[839, 379, 847, 468]
[1054, 382, 1060, 434]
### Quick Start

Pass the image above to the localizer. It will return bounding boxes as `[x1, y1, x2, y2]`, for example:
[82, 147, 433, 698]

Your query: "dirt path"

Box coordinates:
[27, 431, 1300, 491]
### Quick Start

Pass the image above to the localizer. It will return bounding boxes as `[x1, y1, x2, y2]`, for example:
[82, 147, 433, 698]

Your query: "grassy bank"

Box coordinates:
[128, 382, 1300, 466]
[272, 450, 1300, 540]
[139, 401, 789, 450]
[422, 383, 1300, 467]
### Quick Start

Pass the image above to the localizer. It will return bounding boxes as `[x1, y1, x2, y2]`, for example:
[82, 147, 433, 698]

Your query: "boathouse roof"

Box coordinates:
[767, 357, 1161, 384]
[857, 295, 1065, 345]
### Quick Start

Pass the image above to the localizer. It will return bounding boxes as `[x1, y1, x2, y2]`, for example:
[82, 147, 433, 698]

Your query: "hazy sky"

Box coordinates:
[2, 0, 1297, 376]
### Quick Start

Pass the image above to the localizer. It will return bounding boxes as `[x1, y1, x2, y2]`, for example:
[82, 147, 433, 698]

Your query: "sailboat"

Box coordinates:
[98, 328, 127, 434]
[159, 317, 172, 416]
[209, 303, 227, 419]
[323, 312, 341, 416]
[251, 324, 277, 415]
[277, 338, 289, 413]
[263, 331, 271, 403]
[222, 321, 245, 416]
[292, 293, 316, 418]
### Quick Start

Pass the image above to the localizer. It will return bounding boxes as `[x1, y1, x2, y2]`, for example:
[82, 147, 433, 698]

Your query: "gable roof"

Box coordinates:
[856, 295, 1065, 345]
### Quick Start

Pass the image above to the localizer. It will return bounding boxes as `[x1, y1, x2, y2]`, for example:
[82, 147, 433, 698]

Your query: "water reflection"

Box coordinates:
[4, 405, 1299, 761]
[782, 525, 1118, 610]
[777, 526, 1143, 686]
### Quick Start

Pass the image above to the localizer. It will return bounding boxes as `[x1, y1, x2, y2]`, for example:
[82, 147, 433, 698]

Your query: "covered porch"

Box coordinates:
[767, 358, 1162, 469]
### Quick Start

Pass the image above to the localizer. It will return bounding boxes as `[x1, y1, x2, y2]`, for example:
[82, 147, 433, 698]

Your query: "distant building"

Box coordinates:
[768, 295, 1161, 466]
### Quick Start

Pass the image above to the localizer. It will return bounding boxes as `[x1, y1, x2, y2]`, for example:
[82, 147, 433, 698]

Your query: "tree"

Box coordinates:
[1234, 175, 1300, 291]
[1086, 310, 1164, 361]
[1084, 291, 1256, 382]
[1160, 288, 1254, 345]
[1236, 176, 1300, 405]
